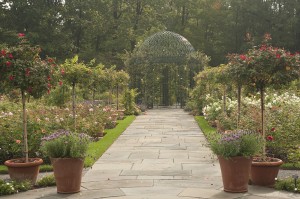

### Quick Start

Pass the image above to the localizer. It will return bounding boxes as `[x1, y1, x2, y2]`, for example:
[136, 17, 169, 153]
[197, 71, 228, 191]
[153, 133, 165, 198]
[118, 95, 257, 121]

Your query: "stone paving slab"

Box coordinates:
[120, 170, 192, 177]
[82, 180, 154, 190]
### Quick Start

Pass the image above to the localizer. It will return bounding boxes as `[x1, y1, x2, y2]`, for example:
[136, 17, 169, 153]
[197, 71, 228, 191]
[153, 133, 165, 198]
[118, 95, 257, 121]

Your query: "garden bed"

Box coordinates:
[0, 115, 135, 175]
[195, 115, 300, 193]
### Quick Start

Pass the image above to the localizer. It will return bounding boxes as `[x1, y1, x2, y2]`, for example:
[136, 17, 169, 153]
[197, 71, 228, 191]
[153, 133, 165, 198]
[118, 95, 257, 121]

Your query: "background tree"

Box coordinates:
[1, 0, 300, 67]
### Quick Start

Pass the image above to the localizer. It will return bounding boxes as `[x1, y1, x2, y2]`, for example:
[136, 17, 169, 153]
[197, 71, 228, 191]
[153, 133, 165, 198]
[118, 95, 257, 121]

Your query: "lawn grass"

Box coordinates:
[0, 115, 136, 174]
[194, 116, 216, 139]
[0, 165, 7, 174]
[280, 162, 300, 170]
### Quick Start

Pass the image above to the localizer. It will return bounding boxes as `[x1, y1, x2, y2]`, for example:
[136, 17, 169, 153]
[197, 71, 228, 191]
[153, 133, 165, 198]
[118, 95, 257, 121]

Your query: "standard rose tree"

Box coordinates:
[247, 34, 299, 149]
[0, 33, 59, 163]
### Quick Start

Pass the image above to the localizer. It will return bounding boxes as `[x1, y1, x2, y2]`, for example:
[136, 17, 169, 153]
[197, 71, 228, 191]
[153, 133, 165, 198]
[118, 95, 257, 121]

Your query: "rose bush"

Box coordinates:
[0, 93, 124, 163]
[202, 91, 300, 162]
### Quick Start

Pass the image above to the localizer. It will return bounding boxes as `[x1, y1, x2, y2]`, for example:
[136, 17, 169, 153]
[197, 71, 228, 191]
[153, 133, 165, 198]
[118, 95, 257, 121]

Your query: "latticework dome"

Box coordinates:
[133, 31, 195, 64]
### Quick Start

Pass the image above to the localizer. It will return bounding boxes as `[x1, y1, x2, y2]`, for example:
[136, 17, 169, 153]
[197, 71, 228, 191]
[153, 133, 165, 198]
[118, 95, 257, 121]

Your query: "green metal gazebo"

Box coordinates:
[128, 31, 202, 107]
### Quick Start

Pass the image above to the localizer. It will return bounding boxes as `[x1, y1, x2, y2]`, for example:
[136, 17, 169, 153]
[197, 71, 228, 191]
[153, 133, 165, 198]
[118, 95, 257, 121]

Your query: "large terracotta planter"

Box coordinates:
[4, 158, 43, 184]
[51, 158, 84, 193]
[250, 157, 283, 187]
[218, 156, 252, 193]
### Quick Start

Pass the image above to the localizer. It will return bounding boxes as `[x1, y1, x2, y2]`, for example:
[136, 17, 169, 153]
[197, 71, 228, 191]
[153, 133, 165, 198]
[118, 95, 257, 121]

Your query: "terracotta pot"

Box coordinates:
[250, 157, 283, 187]
[51, 158, 84, 193]
[218, 156, 252, 193]
[4, 158, 43, 184]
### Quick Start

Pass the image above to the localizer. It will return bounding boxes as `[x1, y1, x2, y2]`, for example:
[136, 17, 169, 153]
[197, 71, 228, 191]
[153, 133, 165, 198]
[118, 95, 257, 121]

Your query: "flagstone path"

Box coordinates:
[2, 109, 300, 199]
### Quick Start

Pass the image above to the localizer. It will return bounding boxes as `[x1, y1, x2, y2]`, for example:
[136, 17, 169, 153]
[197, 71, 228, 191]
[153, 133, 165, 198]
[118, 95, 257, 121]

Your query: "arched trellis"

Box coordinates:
[127, 31, 207, 107]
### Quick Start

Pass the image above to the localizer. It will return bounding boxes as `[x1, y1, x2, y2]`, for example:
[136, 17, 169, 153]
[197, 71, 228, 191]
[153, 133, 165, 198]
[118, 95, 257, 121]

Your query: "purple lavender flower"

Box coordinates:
[41, 129, 71, 141]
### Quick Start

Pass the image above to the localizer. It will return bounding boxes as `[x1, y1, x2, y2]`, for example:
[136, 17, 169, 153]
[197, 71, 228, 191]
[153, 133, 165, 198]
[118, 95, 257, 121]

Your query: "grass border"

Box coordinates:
[194, 116, 216, 138]
[0, 115, 136, 174]
[84, 115, 136, 167]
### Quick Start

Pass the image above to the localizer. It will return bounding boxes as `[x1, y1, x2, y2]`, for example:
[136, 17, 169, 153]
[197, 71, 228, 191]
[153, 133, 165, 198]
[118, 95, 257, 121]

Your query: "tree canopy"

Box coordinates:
[1, 0, 300, 67]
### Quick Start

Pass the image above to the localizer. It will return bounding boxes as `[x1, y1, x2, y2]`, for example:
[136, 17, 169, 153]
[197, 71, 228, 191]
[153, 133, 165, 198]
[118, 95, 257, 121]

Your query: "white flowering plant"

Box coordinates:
[0, 179, 31, 196]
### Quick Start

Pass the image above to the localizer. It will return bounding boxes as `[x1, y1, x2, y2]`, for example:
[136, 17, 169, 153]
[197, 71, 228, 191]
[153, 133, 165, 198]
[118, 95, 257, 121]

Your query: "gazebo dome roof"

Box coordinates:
[134, 31, 195, 64]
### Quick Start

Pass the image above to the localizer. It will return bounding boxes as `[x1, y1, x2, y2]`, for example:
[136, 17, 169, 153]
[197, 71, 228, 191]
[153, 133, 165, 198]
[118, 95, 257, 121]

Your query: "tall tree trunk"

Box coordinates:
[76, 3, 83, 54]
[130, 0, 143, 52]
[21, 90, 28, 163]
[234, 5, 240, 52]
[181, 5, 186, 26]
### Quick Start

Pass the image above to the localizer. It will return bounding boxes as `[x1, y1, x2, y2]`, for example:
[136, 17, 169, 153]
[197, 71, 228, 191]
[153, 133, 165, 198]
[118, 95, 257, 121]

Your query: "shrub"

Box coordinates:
[275, 177, 300, 193]
[36, 174, 56, 187]
[0, 179, 31, 196]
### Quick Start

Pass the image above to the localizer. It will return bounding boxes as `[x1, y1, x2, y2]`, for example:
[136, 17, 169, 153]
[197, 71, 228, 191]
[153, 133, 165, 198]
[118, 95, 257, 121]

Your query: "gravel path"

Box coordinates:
[278, 169, 300, 179]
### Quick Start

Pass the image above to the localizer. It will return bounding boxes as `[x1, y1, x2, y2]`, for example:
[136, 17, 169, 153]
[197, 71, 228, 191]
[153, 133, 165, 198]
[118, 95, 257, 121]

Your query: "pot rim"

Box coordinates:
[252, 157, 283, 166]
[50, 157, 84, 160]
[4, 158, 43, 167]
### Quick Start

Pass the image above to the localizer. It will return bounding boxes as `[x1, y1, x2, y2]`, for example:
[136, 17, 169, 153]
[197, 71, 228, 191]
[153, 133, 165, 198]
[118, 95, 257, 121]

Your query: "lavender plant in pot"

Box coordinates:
[41, 130, 91, 193]
[210, 130, 264, 193]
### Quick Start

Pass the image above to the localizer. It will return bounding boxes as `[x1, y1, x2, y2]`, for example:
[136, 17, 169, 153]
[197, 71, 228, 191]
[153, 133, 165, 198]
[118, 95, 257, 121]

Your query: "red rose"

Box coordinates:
[267, 135, 274, 141]
[240, 54, 247, 61]
[25, 68, 30, 76]
[59, 81, 63, 86]
[9, 75, 14, 81]
[6, 61, 12, 67]
[260, 45, 267, 51]
[276, 54, 281, 59]
[47, 76, 51, 81]
[271, 127, 275, 132]
[1, 50, 6, 56]
[8, 53, 13, 59]
[27, 87, 33, 93]
[48, 83, 51, 88]
[48, 58, 53, 63]
[18, 33, 25, 37]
